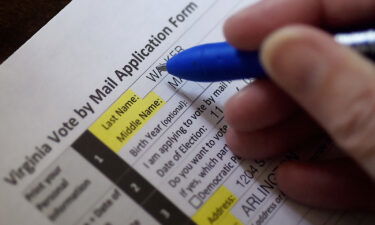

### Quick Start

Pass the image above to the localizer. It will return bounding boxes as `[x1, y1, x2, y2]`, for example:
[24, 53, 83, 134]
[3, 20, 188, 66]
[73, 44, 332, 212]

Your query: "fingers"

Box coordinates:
[262, 25, 375, 178]
[226, 113, 321, 159]
[277, 159, 375, 210]
[224, 0, 320, 50]
[224, 0, 375, 50]
[224, 80, 297, 132]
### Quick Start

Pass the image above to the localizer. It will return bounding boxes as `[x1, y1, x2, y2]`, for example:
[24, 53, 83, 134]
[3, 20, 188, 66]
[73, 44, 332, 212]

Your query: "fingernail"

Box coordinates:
[261, 26, 328, 93]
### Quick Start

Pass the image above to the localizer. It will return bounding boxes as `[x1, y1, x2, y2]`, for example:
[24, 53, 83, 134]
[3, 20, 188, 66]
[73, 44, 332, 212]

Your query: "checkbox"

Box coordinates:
[189, 195, 203, 209]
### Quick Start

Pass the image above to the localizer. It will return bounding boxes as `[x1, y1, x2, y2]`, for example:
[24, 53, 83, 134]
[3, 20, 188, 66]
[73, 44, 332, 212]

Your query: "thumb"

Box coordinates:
[261, 25, 375, 178]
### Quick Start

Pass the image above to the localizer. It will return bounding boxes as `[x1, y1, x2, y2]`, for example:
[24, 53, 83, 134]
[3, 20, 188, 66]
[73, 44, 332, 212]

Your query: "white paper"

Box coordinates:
[1, 0, 374, 224]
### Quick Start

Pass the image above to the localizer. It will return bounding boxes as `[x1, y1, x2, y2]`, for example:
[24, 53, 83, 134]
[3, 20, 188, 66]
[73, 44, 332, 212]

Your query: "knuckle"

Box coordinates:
[330, 88, 375, 161]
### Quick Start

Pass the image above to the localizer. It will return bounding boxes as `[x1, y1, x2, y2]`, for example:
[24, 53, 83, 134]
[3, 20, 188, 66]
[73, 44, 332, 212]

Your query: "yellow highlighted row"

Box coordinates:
[193, 186, 243, 225]
[89, 90, 165, 152]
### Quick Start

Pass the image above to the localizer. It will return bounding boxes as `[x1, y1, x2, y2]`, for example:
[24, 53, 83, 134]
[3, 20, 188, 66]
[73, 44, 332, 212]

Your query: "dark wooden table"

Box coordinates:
[0, 0, 71, 63]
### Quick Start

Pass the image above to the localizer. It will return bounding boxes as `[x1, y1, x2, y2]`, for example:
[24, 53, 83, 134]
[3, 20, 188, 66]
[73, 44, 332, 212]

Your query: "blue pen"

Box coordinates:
[157, 29, 375, 82]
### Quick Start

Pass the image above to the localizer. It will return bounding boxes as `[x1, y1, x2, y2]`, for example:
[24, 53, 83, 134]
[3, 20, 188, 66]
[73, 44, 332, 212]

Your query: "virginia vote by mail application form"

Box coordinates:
[0, 0, 374, 225]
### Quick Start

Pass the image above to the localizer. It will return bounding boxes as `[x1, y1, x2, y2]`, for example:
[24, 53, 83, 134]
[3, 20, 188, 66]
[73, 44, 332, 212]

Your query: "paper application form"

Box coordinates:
[0, 0, 374, 224]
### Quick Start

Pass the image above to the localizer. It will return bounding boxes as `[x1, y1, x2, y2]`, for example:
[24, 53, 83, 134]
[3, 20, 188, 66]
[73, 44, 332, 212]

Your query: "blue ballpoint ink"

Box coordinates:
[157, 29, 375, 82]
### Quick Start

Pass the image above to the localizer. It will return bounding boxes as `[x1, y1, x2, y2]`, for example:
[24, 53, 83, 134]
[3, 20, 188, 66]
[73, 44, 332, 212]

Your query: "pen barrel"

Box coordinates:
[167, 42, 265, 82]
[335, 29, 375, 60]
[167, 30, 375, 82]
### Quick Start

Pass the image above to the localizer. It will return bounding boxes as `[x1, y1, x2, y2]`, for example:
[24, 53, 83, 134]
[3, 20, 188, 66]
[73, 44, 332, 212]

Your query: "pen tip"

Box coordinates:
[156, 63, 167, 72]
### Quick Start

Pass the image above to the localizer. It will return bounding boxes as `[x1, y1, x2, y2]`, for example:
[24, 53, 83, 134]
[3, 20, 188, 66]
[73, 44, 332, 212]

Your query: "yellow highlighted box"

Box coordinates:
[193, 186, 242, 225]
[89, 90, 165, 152]
[218, 213, 244, 225]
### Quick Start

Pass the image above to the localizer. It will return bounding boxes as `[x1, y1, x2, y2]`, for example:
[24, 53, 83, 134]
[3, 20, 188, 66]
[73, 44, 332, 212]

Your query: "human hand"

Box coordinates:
[224, 0, 375, 210]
